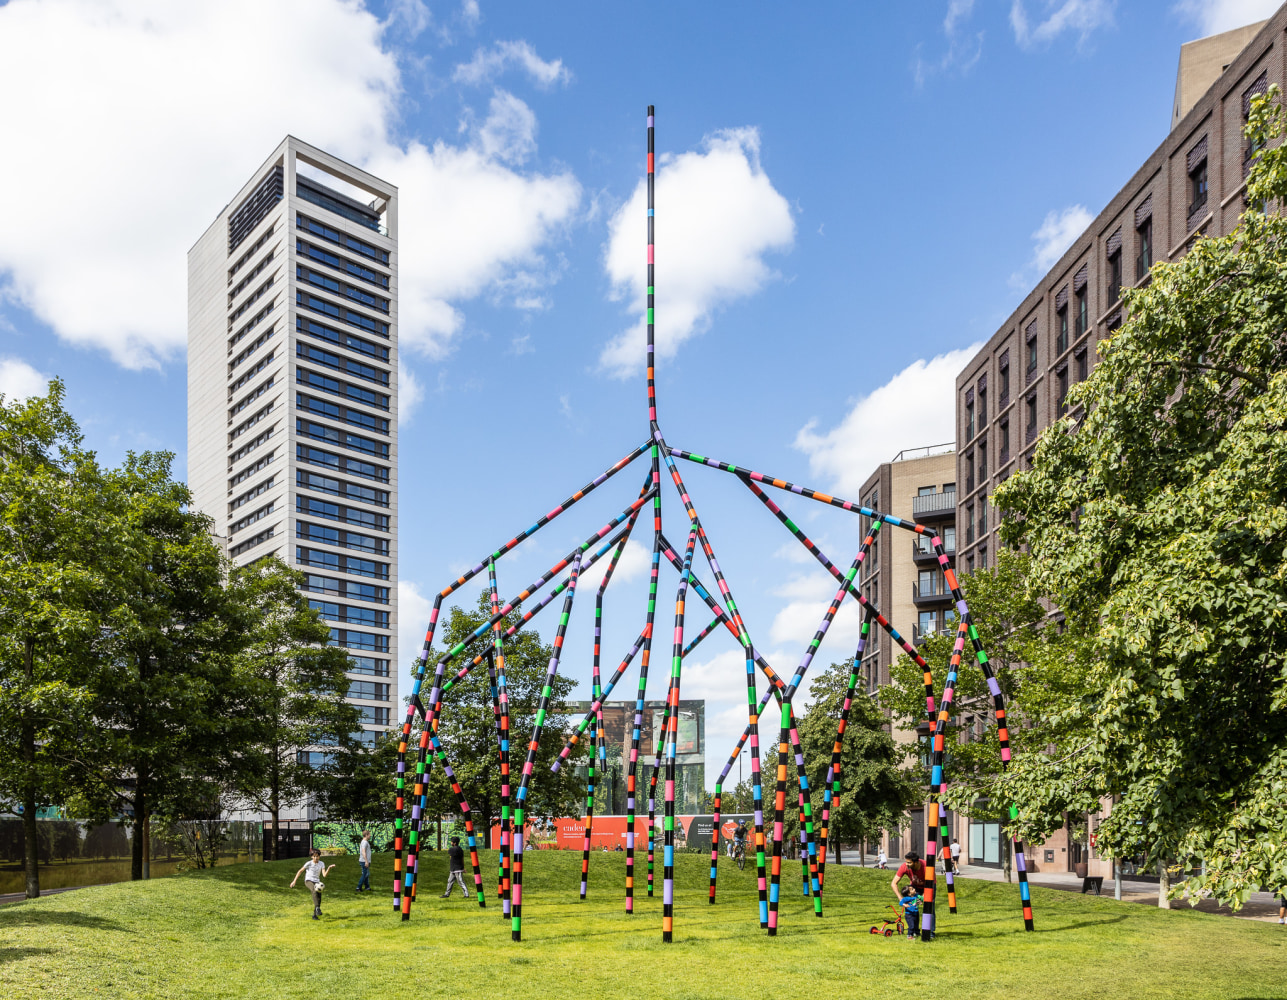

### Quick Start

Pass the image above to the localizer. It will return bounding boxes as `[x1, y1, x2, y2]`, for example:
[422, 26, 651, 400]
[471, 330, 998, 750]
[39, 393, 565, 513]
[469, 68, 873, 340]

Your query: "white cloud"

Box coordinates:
[368, 138, 579, 360]
[453, 39, 571, 88]
[914, 0, 984, 86]
[1010, 204, 1093, 287]
[794, 346, 981, 498]
[1174, 0, 1277, 35]
[399, 363, 424, 421]
[399, 579, 435, 669]
[0, 358, 50, 402]
[0, 1, 579, 368]
[476, 89, 539, 165]
[1010, 0, 1115, 48]
[768, 570, 865, 655]
[599, 128, 795, 377]
[575, 538, 650, 595]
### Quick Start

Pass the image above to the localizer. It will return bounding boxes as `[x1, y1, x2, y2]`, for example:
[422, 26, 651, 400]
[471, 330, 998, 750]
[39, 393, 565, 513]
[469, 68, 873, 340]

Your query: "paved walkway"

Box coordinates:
[830, 852, 1283, 923]
[0, 885, 90, 906]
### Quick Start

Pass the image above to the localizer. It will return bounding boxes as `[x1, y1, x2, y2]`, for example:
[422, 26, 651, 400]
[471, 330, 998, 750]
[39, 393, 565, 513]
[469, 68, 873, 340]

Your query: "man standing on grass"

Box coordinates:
[441, 837, 468, 899]
[356, 830, 372, 892]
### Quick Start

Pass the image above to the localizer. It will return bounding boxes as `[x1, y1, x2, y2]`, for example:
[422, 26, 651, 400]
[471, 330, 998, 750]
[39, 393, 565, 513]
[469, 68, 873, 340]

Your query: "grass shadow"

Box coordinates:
[0, 947, 55, 965]
[0, 909, 127, 932]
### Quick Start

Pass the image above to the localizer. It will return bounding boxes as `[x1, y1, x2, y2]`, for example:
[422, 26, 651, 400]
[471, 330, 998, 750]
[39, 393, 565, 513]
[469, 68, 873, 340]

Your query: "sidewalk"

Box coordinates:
[830, 853, 1282, 923]
[953, 863, 1283, 923]
[0, 885, 89, 907]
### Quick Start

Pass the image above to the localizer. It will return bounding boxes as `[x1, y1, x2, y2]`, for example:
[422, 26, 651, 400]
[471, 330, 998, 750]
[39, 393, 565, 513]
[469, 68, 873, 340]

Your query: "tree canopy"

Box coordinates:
[994, 87, 1287, 906]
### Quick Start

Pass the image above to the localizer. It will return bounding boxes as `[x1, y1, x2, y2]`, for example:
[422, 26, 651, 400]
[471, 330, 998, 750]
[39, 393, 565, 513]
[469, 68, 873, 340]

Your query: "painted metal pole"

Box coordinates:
[625, 535, 662, 912]
[708, 684, 775, 903]
[427, 731, 486, 906]
[582, 527, 637, 898]
[394, 440, 647, 914]
[488, 561, 512, 916]
[402, 492, 653, 919]
[512, 552, 584, 941]
[662, 527, 697, 941]
[655, 439, 768, 929]
[818, 610, 876, 893]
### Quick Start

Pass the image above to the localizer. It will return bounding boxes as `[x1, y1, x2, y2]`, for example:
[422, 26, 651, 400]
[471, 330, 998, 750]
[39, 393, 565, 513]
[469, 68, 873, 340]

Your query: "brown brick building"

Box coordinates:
[947, 14, 1283, 877]
[956, 15, 1279, 571]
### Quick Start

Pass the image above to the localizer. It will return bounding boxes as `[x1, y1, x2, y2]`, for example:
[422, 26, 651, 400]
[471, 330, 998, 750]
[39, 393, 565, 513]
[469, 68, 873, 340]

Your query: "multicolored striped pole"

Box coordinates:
[709, 684, 775, 903]
[662, 527, 697, 942]
[582, 528, 637, 898]
[402, 492, 652, 919]
[394, 441, 647, 915]
[512, 552, 583, 941]
[817, 610, 876, 893]
[427, 731, 486, 906]
[925, 614, 969, 932]
[488, 560, 512, 915]
[655, 439, 768, 928]
[625, 537, 662, 913]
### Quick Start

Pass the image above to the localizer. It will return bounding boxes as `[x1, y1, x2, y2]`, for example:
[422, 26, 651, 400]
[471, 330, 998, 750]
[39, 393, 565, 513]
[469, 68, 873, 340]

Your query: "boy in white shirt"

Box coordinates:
[290, 849, 336, 919]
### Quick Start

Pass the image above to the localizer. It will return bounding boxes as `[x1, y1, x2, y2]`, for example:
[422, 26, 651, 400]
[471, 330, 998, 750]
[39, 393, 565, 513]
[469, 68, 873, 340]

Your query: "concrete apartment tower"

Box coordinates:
[188, 136, 399, 749]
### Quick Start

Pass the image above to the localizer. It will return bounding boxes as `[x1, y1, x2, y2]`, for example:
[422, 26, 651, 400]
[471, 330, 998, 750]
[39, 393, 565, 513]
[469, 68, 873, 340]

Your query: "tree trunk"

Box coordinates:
[130, 780, 146, 881]
[21, 636, 40, 899]
[270, 784, 280, 863]
[834, 840, 842, 864]
[142, 813, 150, 880]
[1158, 858, 1171, 909]
[437, 816, 442, 851]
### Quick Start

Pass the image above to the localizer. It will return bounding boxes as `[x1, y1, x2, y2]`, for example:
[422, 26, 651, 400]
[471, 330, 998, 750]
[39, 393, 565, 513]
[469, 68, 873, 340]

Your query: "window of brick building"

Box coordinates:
[966, 503, 975, 544]
[965, 398, 975, 442]
[978, 436, 987, 482]
[1026, 331, 1038, 376]
[965, 452, 975, 493]
[1056, 306, 1069, 355]
[999, 420, 1010, 464]
[1107, 249, 1122, 306]
[1136, 216, 1152, 280]
[1075, 347, 1088, 382]
[1057, 366, 1069, 414]
[1188, 139, 1209, 220]
[1026, 394, 1038, 442]
[1075, 286, 1088, 337]
[978, 385, 987, 424]
[979, 545, 988, 569]
[999, 354, 1010, 407]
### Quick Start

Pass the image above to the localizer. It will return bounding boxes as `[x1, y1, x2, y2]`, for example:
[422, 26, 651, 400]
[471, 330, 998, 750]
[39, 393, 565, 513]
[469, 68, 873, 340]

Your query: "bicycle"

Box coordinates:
[733, 840, 746, 870]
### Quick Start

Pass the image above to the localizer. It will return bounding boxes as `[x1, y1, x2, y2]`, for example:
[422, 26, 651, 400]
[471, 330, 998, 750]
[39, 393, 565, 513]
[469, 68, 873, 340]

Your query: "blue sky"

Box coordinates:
[0, 0, 1274, 785]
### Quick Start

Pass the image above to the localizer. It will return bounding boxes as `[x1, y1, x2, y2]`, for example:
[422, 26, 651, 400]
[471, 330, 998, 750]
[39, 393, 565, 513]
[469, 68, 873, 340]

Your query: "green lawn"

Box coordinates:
[1, 849, 1283, 999]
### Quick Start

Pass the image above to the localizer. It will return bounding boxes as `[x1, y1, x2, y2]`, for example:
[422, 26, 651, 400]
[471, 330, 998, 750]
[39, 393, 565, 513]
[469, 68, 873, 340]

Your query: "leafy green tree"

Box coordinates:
[994, 86, 1287, 907]
[316, 729, 402, 827]
[0, 380, 110, 897]
[880, 551, 1084, 870]
[84, 451, 251, 880]
[415, 592, 589, 847]
[225, 556, 360, 860]
[798, 661, 921, 863]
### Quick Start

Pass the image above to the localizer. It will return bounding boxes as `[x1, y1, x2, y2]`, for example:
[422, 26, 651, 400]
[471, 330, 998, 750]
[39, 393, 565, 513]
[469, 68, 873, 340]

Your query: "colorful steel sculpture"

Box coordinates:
[391, 107, 1032, 944]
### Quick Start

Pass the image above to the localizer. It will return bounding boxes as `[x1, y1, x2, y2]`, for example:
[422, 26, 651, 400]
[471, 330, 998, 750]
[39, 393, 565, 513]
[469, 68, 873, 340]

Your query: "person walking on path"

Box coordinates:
[950, 839, 961, 869]
[290, 849, 336, 920]
[441, 837, 469, 899]
[356, 830, 372, 892]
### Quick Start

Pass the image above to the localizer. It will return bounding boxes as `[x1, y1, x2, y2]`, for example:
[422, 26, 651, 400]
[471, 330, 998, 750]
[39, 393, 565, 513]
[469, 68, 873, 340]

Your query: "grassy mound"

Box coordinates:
[1, 849, 1282, 999]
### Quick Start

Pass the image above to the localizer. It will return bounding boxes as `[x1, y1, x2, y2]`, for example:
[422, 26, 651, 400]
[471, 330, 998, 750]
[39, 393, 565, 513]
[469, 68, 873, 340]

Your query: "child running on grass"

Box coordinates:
[290, 849, 336, 920]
